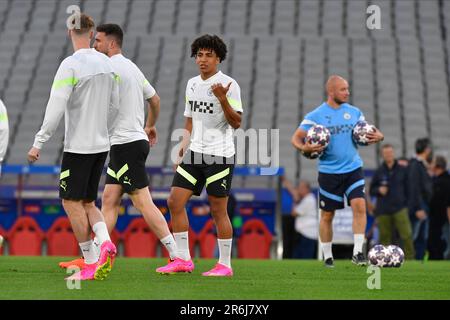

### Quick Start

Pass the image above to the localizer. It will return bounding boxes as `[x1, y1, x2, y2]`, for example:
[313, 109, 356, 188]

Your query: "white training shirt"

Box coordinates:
[184, 71, 243, 158]
[108, 53, 156, 146]
[294, 193, 319, 240]
[33, 48, 119, 154]
[0, 99, 9, 163]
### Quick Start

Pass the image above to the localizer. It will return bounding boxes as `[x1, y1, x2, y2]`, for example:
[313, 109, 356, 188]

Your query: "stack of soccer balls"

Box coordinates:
[303, 125, 331, 159]
[368, 244, 405, 268]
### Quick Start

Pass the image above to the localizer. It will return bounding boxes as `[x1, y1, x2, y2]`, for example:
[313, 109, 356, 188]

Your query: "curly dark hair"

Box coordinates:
[191, 34, 227, 62]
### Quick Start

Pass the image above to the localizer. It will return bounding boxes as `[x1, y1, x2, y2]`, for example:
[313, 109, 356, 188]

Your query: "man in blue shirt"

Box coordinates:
[291, 75, 384, 267]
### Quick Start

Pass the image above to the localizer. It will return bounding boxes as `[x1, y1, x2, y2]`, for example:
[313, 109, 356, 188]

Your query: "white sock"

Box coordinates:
[353, 234, 365, 255]
[92, 222, 111, 244]
[322, 242, 333, 260]
[160, 234, 178, 260]
[173, 231, 191, 260]
[79, 240, 97, 265]
[218, 238, 232, 268]
[93, 237, 101, 260]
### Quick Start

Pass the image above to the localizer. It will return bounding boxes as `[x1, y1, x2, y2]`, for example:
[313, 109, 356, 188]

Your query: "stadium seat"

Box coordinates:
[7, 217, 45, 256]
[161, 222, 197, 258]
[110, 228, 121, 248]
[46, 217, 78, 256]
[197, 219, 217, 258]
[237, 219, 272, 259]
[122, 217, 159, 257]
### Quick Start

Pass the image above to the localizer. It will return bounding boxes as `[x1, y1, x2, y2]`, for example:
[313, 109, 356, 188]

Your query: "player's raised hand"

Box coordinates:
[145, 126, 158, 147]
[27, 147, 40, 163]
[366, 127, 384, 144]
[211, 82, 232, 100]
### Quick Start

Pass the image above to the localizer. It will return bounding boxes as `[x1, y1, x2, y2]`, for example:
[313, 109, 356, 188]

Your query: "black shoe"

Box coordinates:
[324, 258, 334, 268]
[352, 252, 367, 266]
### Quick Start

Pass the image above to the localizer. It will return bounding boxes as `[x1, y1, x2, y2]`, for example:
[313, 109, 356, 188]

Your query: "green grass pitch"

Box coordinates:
[0, 257, 449, 300]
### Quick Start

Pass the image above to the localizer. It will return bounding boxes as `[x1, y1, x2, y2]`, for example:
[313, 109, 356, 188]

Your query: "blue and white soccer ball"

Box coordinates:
[352, 121, 377, 146]
[303, 125, 331, 159]
[368, 245, 391, 267]
[386, 245, 405, 268]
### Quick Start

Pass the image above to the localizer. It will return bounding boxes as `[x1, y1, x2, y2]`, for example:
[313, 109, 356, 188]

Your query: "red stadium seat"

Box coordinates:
[0, 225, 6, 255]
[46, 217, 79, 256]
[161, 222, 197, 258]
[238, 219, 272, 259]
[110, 228, 121, 248]
[8, 217, 45, 256]
[198, 219, 217, 258]
[122, 218, 158, 257]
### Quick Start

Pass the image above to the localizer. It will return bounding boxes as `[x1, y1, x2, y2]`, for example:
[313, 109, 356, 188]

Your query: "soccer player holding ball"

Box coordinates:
[157, 35, 243, 276]
[291, 75, 384, 267]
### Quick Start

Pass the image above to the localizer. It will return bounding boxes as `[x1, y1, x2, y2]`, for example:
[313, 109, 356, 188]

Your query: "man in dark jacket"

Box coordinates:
[408, 138, 433, 260]
[370, 144, 414, 259]
[428, 156, 450, 260]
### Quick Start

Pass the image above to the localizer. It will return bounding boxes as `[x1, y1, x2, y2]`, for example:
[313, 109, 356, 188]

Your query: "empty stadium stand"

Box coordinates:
[0, 0, 449, 188]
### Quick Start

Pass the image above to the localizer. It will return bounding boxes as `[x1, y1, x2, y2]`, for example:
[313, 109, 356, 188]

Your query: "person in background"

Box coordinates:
[397, 156, 409, 167]
[283, 178, 318, 259]
[281, 176, 298, 259]
[428, 156, 450, 260]
[370, 144, 414, 259]
[408, 138, 433, 260]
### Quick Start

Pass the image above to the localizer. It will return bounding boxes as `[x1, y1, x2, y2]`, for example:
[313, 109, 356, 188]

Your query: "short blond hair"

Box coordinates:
[69, 13, 95, 35]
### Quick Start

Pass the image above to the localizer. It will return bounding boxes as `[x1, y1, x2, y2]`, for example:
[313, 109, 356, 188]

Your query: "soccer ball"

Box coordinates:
[352, 121, 377, 146]
[303, 125, 331, 159]
[386, 245, 405, 268]
[368, 245, 391, 267]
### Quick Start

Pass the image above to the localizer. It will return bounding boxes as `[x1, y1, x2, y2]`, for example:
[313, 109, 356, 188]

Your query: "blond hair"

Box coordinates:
[69, 13, 95, 35]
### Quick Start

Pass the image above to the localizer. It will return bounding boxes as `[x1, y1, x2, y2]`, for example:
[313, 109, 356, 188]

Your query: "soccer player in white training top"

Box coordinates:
[0, 99, 8, 249]
[0, 99, 8, 178]
[28, 14, 119, 281]
[62, 23, 180, 272]
[157, 34, 243, 276]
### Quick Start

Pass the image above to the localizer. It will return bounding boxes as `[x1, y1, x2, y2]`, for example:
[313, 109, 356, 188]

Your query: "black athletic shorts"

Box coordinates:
[318, 167, 366, 211]
[105, 139, 150, 193]
[172, 150, 235, 197]
[59, 151, 108, 201]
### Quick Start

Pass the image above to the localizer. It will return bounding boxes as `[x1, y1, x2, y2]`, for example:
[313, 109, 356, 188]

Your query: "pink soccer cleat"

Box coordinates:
[94, 240, 117, 280]
[156, 258, 195, 274]
[202, 263, 233, 277]
[65, 262, 97, 281]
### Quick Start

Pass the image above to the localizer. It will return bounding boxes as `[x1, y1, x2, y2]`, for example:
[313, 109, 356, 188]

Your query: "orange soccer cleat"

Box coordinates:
[59, 257, 86, 269]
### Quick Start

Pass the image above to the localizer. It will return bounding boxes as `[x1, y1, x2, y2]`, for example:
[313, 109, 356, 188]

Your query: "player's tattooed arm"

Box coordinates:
[291, 128, 324, 154]
[211, 82, 241, 129]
